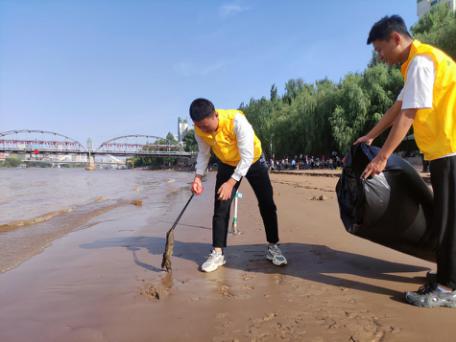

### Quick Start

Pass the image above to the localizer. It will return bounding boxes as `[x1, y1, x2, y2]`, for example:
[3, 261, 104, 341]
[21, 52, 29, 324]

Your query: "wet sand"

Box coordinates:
[0, 171, 454, 341]
[0, 199, 145, 273]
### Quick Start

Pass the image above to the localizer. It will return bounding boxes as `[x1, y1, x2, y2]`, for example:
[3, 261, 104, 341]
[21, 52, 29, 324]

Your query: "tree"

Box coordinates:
[242, 96, 279, 157]
[165, 132, 178, 144]
[283, 79, 306, 104]
[330, 74, 370, 152]
[362, 63, 403, 128]
[412, 2, 456, 59]
[183, 129, 198, 152]
[0, 156, 22, 168]
[270, 84, 278, 102]
[129, 132, 180, 168]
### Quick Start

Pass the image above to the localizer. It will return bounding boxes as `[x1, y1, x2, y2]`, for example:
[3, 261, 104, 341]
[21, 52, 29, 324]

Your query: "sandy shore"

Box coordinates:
[0, 171, 453, 341]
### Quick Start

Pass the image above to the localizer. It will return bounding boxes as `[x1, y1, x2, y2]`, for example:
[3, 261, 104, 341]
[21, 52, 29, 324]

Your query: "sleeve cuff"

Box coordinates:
[196, 169, 206, 176]
[231, 173, 242, 182]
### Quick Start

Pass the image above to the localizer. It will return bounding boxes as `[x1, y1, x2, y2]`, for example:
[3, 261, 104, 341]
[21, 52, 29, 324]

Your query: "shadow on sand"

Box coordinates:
[80, 236, 430, 300]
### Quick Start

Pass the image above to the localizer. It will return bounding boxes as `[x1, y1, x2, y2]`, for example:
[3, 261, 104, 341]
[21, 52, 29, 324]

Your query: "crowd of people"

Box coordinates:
[269, 152, 342, 171]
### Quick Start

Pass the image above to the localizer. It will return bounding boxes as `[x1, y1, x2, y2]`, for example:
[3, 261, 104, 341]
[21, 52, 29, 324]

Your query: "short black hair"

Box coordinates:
[189, 98, 215, 121]
[367, 15, 411, 44]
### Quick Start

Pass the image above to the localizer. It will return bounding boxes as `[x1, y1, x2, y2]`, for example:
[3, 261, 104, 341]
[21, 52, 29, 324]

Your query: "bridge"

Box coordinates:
[0, 130, 195, 169]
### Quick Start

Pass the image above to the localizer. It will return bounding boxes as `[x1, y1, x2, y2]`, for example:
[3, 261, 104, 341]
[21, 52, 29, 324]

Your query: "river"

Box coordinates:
[0, 168, 192, 272]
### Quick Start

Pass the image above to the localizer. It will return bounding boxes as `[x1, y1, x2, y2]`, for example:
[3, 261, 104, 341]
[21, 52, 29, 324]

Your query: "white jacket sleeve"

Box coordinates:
[232, 114, 255, 181]
[194, 133, 211, 176]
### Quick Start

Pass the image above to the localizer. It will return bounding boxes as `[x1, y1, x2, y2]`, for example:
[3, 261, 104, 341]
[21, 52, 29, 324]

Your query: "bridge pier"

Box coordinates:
[85, 153, 96, 171]
[85, 138, 96, 171]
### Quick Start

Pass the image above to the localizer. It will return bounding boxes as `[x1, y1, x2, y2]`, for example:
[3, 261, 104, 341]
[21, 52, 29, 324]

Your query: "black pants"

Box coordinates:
[430, 155, 456, 288]
[212, 157, 279, 248]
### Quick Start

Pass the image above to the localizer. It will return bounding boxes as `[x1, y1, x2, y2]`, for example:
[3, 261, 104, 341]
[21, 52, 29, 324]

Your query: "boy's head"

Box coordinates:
[367, 15, 412, 65]
[189, 98, 219, 133]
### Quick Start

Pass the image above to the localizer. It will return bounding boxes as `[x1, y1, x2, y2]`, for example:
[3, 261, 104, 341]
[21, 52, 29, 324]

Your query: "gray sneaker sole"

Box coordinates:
[201, 259, 226, 273]
[266, 254, 287, 266]
[405, 293, 456, 308]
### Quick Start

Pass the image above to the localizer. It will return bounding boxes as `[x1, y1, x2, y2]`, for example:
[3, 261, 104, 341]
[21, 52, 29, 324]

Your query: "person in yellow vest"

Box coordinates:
[355, 15, 456, 307]
[189, 98, 287, 272]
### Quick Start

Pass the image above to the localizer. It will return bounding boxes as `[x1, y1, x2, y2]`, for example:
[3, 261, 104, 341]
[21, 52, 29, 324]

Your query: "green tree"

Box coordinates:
[129, 132, 180, 168]
[330, 74, 370, 152]
[362, 63, 403, 131]
[283, 79, 305, 104]
[270, 84, 278, 102]
[412, 2, 456, 59]
[0, 156, 22, 168]
[183, 129, 198, 152]
[242, 96, 279, 157]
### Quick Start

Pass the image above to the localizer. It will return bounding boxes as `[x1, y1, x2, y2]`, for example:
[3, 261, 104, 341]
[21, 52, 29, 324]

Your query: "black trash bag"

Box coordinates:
[336, 143, 437, 262]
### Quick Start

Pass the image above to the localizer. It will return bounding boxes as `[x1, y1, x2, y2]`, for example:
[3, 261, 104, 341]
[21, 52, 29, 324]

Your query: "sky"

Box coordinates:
[0, 0, 418, 147]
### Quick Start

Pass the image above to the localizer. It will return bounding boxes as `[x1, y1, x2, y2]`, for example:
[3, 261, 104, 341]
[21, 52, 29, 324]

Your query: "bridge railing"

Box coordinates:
[0, 132, 197, 157]
[0, 139, 87, 153]
[0, 147, 88, 154]
[96, 143, 183, 153]
[93, 149, 195, 156]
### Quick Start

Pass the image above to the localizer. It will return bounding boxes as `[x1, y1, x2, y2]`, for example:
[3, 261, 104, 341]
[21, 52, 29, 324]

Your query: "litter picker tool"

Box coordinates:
[161, 193, 194, 272]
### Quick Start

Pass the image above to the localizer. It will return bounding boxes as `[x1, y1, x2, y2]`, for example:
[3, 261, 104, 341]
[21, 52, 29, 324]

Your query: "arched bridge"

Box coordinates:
[95, 134, 189, 157]
[0, 129, 87, 154]
[0, 130, 193, 157]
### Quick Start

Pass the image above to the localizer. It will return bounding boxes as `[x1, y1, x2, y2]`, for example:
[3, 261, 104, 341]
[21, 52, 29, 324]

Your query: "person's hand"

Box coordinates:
[361, 154, 387, 179]
[353, 135, 374, 146]
[217, 178, 237, 201]
[191, 176, 203, 195]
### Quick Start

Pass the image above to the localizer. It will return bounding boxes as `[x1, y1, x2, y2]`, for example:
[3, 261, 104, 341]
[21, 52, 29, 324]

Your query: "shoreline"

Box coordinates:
[272, 168, 432, 184]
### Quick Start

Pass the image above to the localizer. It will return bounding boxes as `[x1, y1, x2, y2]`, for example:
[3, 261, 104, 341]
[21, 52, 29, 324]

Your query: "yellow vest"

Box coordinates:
[400, 40, 456, 160]
[194, 109, 262, 167]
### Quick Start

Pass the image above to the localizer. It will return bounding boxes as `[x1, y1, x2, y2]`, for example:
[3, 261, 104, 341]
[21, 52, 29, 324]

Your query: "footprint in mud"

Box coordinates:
[139, 283, 167, 301]
[214, 281, 253, 300]
[246, 313, 282, 341]
[241, 273, 254, 281]
[261, 312, 278, 322]
[249, 312, 311, 341]
[314, 309, 390, 342]
[240, 284, 255, 291]
[249, 312, 279, 326]
[217, 283, 235, 298]
[138, 274, 173, 301]
[214, 312, 233, 331]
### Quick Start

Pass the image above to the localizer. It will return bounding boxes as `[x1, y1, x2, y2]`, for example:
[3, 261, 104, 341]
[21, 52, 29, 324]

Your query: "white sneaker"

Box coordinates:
[266, 244, 287, 266]
[201, 250, 226, 272]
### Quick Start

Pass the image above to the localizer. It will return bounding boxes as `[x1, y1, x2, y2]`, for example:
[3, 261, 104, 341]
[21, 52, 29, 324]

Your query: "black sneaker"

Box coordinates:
[405, 285, 456, 308]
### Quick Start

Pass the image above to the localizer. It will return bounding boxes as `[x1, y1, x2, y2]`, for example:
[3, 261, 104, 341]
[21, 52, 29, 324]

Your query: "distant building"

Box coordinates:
[417, 0, 456, 17]
[177, 117, 189, 142]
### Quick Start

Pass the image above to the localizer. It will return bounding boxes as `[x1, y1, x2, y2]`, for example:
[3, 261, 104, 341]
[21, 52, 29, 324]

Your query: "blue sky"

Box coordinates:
[0, 0, 418, 146]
